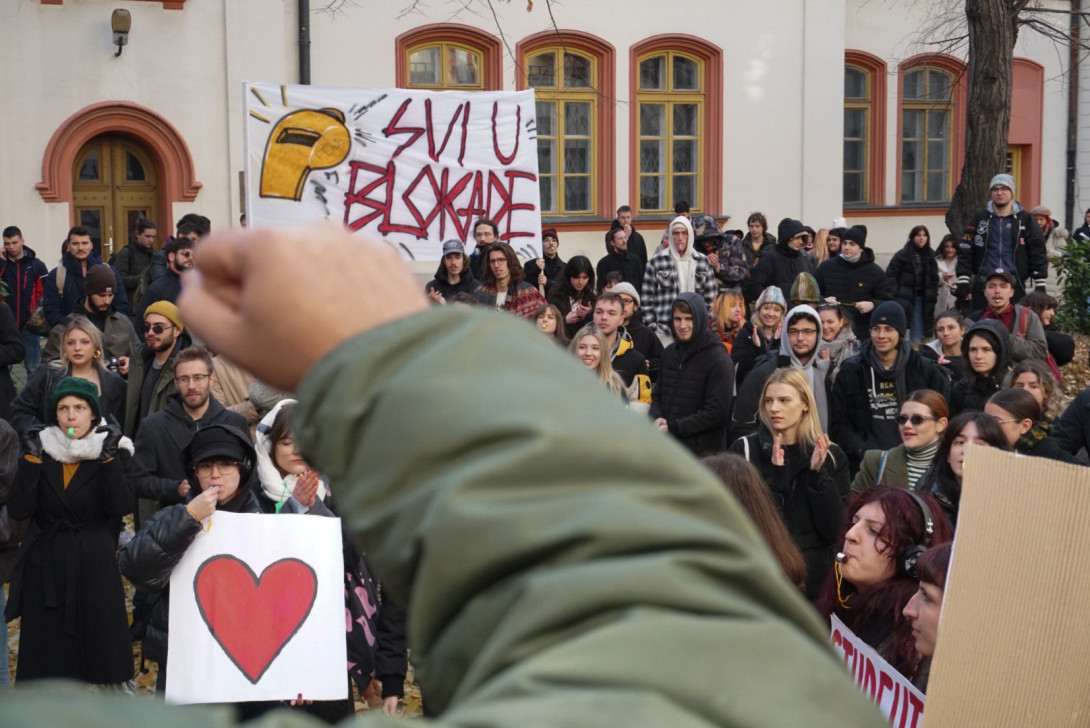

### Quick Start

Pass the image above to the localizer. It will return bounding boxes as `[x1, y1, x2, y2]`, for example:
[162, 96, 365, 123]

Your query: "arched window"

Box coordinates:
[843, 52, 886, 207]
[517, 31, 615, 219]
[407, 42, 484, 90]
[631, 36, 722, 216]
[898, 55, 966, 205]
[395, 25, 501, 91]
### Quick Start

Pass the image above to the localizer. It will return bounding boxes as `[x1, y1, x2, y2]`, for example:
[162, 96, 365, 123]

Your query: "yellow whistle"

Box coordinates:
[260, 108, 351, 201]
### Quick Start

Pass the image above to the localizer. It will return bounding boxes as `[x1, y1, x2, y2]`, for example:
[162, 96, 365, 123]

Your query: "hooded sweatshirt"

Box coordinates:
[668, 216, 698, 294]
[951, 319, 1011, 414]
[731, 305, 830, 439]
[649, 292, 735, 455]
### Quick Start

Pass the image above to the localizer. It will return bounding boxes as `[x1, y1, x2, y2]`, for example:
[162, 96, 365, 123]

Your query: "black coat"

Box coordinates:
[746, 240, 815, 304]
[607, 220, 649, 266]
[1050, 388, 1090, 459]
[424, 266, 488, 303]
[0, 302, 25, 422]
[6, 443, 134, 683]
[815, 249, 893, 337]
[886, 242, 940, 337]
[547, 287, 595, 340]
[523, 255, 565, 290]
[649, 292, 735, 456]
[728, 428, 849, 598]
[118, 424, 260, 666]
[9, 363, 127, 437]
[830, 343, 950, 471]
[958, 206, 1048, 293]
[596, 250, 645, 294]
[626, 317, 664, 382]
[131, 395, 249, 503]
[135, 269, 182, 325]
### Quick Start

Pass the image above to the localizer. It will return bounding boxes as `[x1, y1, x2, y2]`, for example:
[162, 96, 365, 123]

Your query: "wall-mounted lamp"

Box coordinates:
[111, 9, 131, 57]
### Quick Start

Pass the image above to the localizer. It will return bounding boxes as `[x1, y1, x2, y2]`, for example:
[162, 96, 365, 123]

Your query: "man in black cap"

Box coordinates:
[830, 300, 949, 475]
[596, 226, 644, 295]
[814, 224, 892, 338]
[974, 267, 1047, 363]
[426, 239, 486, 304]
[524, 228, 565, 297]
[43, 264, 137, 366]
[745, 218, 816, 306]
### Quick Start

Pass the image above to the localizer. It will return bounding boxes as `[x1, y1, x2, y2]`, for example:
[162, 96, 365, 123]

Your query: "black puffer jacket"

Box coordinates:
[649, 292, 735, 456]
[886, 241, 939, 338]
[815, 249, 893, 337]
[1050, 387, 1090, 459]
[746, 240, 815, 305]
[118, 424, 261, 665]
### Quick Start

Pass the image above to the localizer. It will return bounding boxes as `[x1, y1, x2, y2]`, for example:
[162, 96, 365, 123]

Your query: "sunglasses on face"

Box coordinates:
[896, 414, 936, 426]
[143, 322, 174, 334]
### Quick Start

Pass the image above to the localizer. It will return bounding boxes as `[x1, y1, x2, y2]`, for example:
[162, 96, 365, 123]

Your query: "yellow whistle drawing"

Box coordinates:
[260, 108, 351, 201]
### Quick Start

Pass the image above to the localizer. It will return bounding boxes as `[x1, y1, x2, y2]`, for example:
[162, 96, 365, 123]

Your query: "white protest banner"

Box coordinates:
[243, 82, 542, 261]
[830, 615, 925, 728]
[166, 511, 346, 704]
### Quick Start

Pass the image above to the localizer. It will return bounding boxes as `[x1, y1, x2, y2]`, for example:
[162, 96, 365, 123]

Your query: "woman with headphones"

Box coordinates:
[814, 487, 952, 679]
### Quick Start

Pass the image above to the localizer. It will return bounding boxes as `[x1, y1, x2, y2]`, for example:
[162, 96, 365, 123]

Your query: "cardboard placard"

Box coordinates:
[830, 615, 926, 727]
[166, 511, 346, 704]
[243, 82, 542, 261]
[923, 446, 1090, 726]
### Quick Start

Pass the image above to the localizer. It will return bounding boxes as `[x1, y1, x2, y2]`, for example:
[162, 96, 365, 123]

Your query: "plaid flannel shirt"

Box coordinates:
[640, 249, 718, 337]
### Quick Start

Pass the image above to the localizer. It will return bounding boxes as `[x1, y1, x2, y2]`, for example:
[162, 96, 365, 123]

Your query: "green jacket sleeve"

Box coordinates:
[292, 307, 885, 727]
[2, 307, 887, 728]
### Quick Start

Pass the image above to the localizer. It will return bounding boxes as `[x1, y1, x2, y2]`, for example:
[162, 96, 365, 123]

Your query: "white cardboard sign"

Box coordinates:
[243, 82, 542, 261]
[830, 615, 925, 727]
[166, 511, 346, 704]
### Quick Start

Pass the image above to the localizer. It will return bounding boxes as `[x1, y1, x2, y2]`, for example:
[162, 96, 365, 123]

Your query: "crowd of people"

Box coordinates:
[1, 170, 1089, 721]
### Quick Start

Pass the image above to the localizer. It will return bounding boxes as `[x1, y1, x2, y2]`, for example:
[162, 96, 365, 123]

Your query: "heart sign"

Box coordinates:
[194, 555, 318, 684]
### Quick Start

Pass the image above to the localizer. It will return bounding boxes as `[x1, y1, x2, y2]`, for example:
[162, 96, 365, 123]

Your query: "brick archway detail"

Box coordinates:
[37, 102, 201, 231]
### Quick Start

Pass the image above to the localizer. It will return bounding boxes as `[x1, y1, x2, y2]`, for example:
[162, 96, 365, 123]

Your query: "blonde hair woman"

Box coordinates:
[10, 315, 127, 434]
[568, 325, 643, 409]
[729, 367, 849, 597]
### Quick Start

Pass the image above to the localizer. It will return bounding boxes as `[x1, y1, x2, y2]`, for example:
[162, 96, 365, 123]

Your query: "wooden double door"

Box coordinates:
[72, 134, 160, 260]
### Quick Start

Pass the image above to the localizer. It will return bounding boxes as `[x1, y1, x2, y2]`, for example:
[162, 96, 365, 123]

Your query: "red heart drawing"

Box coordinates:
[194, 555, 318, 684]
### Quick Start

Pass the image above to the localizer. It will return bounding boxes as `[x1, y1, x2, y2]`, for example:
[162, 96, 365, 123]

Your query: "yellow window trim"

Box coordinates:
[405, 41, 485, 90]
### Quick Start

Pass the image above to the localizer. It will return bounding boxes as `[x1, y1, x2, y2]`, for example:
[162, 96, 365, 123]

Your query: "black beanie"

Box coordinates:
[871, 300, 907, 338]
[777, 218, 807, 242]
[842, 225, 868, 247]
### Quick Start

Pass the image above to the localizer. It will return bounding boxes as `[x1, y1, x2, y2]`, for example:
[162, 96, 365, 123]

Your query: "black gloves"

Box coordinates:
[20, 425, 44, 460]
[96, 417, 125, 460]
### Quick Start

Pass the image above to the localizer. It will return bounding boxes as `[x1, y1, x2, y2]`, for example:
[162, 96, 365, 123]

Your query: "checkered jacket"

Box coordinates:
[640, 249, 717, 337]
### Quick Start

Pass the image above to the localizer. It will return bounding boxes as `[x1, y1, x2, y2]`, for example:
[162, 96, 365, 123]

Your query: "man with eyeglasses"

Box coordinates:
[124, 301, 190, 436]
[731, 304, 831, 440]
[744, 218, 817, 307]
[467, 217, 499, 280]
[135, 236, 195, 328]
[130, 346, 246, 528]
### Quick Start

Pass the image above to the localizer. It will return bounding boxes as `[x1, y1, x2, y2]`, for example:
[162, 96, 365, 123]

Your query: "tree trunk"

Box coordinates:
[944, 0, 1020, 239]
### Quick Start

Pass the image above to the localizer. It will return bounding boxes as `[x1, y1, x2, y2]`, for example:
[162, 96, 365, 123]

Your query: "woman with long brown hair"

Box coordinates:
[702, 453, 807, 591]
